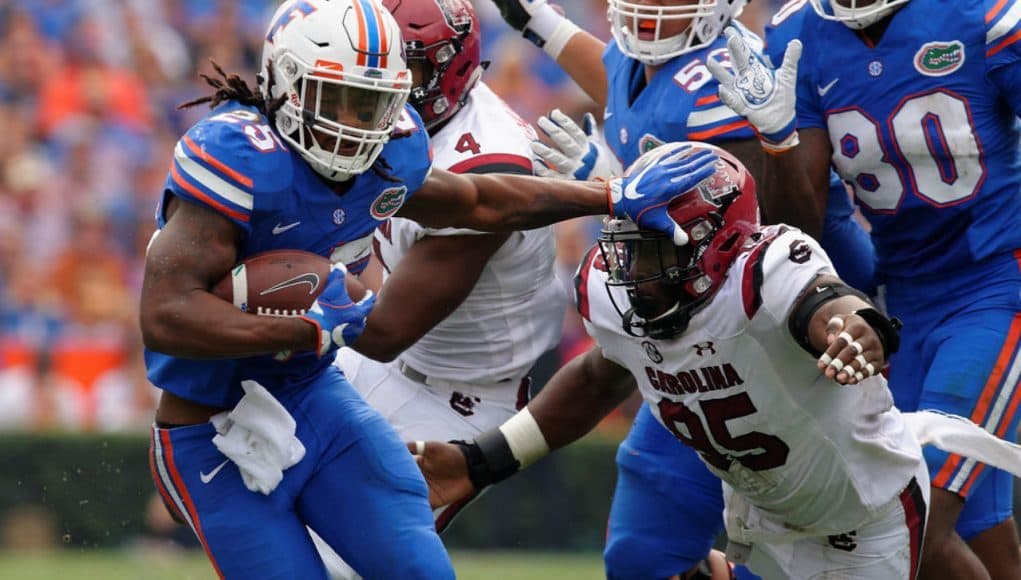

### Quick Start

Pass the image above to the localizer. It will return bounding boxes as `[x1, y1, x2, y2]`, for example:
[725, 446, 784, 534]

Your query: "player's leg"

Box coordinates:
[957, 469, 1021, 579]
[296, 371, 454, 580]
[891, 261, 1021, 580]
[604, 403, 756, 580]
[149, 422, 330, 579]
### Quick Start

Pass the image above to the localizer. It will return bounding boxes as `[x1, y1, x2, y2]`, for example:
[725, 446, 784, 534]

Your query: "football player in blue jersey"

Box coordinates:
[485, 0, 874, 578]
[710, 0, 1021, 578]
[139, 0, 721, 578]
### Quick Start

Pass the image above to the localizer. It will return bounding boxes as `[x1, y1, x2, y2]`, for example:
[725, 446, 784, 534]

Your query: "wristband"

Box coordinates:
[543, 18, 581, 60]
[454, 408, 550, 489]
[498, 408, 549, 468]
[760, 130, 800, 154]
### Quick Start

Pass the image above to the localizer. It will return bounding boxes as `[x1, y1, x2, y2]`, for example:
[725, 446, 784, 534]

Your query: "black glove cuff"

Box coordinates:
[854, 307, 903, 358]
[452, 429, 520, 490]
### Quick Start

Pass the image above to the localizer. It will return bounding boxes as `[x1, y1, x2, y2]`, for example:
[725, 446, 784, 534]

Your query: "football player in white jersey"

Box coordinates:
[316, 1, 566, 577]
[341, 0, 564, 520]
[411, 142, 933, 579]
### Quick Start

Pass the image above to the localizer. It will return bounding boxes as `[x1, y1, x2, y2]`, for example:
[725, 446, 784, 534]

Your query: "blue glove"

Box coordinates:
[532, 110, 615, 181]
[606, 146, 719, 245]
[299, 264, 375, 357]
[706, 27, 801, 152]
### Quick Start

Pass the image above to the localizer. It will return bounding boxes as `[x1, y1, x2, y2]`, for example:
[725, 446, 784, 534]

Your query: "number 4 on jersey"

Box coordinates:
[455, 132, 481, 155]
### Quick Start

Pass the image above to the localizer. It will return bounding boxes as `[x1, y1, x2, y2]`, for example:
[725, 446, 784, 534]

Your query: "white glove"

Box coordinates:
[532, 110, 615, 181]
[706, 27, 802, 153]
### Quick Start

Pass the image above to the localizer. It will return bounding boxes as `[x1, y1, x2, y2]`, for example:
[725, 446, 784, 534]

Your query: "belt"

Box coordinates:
[397, 359, 516, 385]
[397, 360, 431, 384]
[396, 359, 531, 410]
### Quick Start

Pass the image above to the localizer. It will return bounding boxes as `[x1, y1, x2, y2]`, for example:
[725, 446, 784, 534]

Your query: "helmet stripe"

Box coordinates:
[357, 0, 382, 68]
[351, 0, 369, 66]
[367, 0, 389, 68]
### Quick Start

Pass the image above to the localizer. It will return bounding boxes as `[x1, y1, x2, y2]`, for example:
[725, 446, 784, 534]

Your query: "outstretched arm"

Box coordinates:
[398, 167, 608, 231]
[412, 345, 635, 508]
[399, 147, 720, 241]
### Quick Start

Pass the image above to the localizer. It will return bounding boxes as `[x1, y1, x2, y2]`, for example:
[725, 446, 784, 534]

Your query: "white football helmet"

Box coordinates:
[260, 0, 412, 181]
[608, 0, 748, 66]
[809, 0, 910, 29]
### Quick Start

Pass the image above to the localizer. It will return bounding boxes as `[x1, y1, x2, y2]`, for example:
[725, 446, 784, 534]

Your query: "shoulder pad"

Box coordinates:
[167, 105, 294, 227]
[765, 0, 812, 67]
[376, 105, 432, 193]
[737, 226, 836, 322]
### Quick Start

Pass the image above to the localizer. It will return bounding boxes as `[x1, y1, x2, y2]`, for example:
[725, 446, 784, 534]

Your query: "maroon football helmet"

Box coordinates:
[383, 0, 482, 131]
[598, 142, 759, 338]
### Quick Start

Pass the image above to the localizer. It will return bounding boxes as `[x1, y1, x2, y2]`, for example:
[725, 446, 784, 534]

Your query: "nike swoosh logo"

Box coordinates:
[603, 109, 613, 121]
[817, 78, 839, 97]
[260, 273, 321, 296]
[200, 459, 230, 484]
[272, 221, 301, 235]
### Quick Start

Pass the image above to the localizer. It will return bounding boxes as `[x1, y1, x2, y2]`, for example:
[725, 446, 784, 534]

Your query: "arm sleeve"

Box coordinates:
[986, 0, 1021, 116]
[163, 115, 288, 234]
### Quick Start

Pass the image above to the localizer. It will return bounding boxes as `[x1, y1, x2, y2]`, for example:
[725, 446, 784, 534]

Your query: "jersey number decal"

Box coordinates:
[674, 48, 736, 94]
[210, 110, 285, 152]
[827, 89, 983, 212]
[658, 393, 790, 471]
[455, 132, 481, 155]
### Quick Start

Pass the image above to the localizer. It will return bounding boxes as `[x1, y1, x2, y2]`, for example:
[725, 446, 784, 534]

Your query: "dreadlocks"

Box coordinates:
[178, 60, 286, 117]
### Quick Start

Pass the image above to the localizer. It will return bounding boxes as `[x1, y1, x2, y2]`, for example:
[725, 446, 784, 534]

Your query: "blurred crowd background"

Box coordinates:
[0, 0, 781, 434]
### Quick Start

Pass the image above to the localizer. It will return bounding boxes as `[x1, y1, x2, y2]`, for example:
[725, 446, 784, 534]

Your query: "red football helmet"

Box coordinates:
[598, 142, 759, 339]
[383, 0, 482, 131]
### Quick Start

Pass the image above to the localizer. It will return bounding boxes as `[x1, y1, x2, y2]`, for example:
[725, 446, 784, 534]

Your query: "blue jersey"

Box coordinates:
[785, 0, 1021, 280]
[145, 101, 431, 408]
[602, 24, 758, 168]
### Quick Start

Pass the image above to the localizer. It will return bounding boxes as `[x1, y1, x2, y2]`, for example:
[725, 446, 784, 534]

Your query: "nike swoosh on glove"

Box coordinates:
[532, 109, 615, 181]
[707, 27, 802, 152]
[606, 145, 719, 245]
[298, 264, 375, 357]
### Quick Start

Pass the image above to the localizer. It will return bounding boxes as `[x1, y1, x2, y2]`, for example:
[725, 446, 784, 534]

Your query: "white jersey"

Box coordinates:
[373, 81, 566, 384]
[578, 225, 922, 541]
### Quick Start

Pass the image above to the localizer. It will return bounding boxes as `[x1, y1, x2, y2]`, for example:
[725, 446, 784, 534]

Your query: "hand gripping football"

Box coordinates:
[210, 250, 366, 316]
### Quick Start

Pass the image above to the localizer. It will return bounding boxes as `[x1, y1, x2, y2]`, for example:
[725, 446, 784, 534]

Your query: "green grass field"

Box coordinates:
[0, 549, 604, 579]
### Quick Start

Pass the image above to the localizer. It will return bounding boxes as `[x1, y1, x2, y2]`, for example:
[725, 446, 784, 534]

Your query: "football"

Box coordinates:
[210, 250, 366, 316]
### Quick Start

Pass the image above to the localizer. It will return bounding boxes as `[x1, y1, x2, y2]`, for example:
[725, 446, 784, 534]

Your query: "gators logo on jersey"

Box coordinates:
[370, 185, 408, 219]
[914, 41, 965, 77]
[638, 133, 665, 154]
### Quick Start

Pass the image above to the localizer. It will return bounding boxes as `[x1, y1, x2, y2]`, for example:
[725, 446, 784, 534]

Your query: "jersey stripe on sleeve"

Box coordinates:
[686, 95, 751, 141]
[172, 140, 254, 223]
[987, 0, 1021, 56]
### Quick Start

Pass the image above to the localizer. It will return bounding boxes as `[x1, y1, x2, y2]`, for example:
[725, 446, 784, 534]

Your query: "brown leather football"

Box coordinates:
[210, 250, 366, 316]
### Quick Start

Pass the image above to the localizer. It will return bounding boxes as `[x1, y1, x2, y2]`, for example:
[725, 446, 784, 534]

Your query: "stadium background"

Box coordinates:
[0, 1, 998, 578]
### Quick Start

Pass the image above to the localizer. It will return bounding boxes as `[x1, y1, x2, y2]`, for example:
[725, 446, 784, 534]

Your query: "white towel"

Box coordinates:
[210, 380, 306, 495]
[903, 410, 1021, 478]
